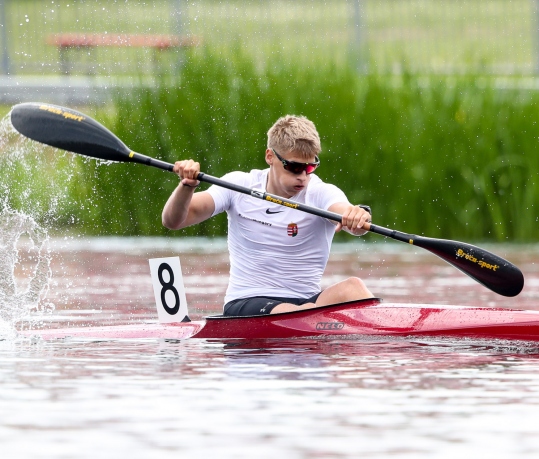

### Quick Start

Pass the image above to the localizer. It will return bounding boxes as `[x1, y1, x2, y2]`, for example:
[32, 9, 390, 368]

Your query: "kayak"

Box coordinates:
[19, 298, 539, 341]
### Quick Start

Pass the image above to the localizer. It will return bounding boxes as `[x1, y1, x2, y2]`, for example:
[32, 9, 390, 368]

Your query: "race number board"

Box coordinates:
[148, 257, 188, 323]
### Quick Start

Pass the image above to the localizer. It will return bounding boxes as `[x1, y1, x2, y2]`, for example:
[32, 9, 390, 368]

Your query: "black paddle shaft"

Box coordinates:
[9, 102, 524, 297]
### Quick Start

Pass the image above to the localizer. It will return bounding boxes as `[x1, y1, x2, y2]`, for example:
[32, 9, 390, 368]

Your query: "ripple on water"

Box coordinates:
[3, 336, 539, 458]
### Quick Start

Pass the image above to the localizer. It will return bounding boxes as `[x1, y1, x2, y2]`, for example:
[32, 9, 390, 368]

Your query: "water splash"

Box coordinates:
[0, 111, 82, 223]
[0, 111, 62, 339]
[0, 206, 54, 338]
[0, 110, 37, 173]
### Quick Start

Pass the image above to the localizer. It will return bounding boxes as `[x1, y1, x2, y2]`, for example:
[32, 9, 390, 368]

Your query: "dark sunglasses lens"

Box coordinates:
[285, 162, 306, 174]
[283, 161, 318, 174]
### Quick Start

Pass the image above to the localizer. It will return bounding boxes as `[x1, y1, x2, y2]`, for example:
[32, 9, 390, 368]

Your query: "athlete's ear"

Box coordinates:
[265, 148, 273, 166]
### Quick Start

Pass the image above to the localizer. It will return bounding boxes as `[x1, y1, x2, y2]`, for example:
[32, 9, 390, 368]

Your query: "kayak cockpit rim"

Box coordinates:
[204, 297, 384, 320]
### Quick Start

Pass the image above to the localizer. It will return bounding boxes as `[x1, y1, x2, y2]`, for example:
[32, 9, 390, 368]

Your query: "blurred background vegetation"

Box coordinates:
[0, 1, 538, 242]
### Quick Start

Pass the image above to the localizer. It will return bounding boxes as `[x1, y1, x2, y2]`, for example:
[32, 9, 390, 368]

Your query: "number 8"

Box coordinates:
[158, 263, 180, 315]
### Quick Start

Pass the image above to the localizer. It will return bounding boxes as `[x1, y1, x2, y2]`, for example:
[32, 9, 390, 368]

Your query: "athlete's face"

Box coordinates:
[265, 148, 317, 198]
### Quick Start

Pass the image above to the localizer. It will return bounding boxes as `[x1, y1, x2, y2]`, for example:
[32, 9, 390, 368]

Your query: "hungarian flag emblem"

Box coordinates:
[287, 222, 298, 237]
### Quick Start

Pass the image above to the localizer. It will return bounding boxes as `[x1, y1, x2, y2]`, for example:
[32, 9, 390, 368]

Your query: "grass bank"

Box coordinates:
[3, 49, 538, 242]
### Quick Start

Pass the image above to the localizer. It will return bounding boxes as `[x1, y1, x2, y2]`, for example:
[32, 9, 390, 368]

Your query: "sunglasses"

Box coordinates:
[271, 148, 320, 175]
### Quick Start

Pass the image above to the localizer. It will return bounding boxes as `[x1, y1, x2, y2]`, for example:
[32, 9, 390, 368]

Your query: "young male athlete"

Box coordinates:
[162, 115, 374, 316]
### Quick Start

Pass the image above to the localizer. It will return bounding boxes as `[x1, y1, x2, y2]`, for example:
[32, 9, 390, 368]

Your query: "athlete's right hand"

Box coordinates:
[173, 159, 201, 188]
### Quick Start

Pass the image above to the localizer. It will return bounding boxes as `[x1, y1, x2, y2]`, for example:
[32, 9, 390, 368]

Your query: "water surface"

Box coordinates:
[2, 237, 539, 458]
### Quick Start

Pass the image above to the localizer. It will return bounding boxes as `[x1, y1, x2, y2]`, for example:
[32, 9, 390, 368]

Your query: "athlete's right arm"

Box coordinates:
[162, 160, 216, 230]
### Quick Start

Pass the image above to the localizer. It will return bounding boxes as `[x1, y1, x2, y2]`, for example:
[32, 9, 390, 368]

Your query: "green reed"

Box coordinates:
[35, 49, 539, 242]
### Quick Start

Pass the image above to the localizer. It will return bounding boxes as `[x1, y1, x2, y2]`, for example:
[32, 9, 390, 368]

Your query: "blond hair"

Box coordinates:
[267, 115, 321, 159]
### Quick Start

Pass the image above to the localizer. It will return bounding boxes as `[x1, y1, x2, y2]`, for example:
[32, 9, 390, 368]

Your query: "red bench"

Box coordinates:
[47, 33, 200, 74]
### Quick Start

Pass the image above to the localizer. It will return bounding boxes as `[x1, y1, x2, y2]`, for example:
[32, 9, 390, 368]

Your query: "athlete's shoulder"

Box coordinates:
[220, 170, 249, 182]
[307, 174, 341, 192]
[244, 168, 269, 189]
[306, 174, 348, 207]
[221, 169, 267, 185]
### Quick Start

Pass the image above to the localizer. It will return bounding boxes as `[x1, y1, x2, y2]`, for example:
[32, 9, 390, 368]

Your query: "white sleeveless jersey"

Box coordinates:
[207, 169, 350, 304]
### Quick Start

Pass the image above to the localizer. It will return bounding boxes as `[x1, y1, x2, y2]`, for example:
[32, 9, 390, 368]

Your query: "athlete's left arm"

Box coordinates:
[328, 202, 371, 236]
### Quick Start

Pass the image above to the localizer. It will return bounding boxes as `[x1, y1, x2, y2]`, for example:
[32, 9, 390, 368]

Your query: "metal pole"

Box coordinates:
[350, 0, 366, 72]
[173, 0, 183, 35]
[0, 0, 10, 74]
[536, 0, 539, 73]
[172, 0, 185, 72]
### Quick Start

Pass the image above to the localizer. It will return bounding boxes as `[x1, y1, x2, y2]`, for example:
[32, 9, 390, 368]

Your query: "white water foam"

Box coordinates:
[0, 206, 54, 339]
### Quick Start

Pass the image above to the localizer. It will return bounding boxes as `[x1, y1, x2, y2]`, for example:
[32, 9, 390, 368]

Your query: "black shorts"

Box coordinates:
[223, 293, 322, 317]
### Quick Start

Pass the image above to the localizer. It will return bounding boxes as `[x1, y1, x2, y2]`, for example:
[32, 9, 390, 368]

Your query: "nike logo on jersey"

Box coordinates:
[265, 209, 284, 214]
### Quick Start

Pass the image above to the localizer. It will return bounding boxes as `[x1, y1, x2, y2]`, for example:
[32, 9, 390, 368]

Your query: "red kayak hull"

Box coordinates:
[19, 298, 539, 341]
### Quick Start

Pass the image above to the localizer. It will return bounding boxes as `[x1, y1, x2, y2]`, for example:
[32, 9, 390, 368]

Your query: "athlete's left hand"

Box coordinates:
[333, 204, 371, 236]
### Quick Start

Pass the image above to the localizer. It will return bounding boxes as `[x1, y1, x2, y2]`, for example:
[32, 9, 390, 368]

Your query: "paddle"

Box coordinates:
[10, 102, 524, 297]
